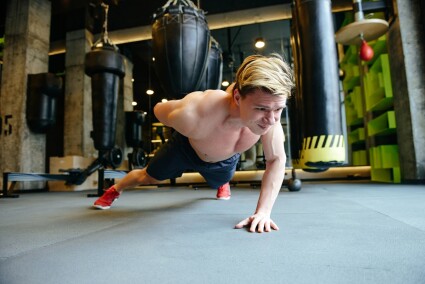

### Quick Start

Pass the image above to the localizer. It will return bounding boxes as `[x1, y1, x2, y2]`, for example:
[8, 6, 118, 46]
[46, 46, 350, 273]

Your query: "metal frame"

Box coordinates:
[1, 169, 129, 198]
[1, 166, 370, 198]
[2, 172, 76, 198]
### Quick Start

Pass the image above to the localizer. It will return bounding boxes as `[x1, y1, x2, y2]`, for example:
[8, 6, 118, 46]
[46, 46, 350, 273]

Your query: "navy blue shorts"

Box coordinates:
[146, 131, 241, 189]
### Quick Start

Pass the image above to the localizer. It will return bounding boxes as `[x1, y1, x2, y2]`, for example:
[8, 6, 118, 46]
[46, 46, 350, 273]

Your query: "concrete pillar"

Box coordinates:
[0, 0, 51, 190]
[388, 0, 425, 182]
[123, 58, 134, 112]
[63, 29, 96, 158]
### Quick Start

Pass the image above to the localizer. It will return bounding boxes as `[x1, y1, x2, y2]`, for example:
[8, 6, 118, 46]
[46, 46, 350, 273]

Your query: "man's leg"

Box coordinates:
[113, 168, 160, 193]
[93, 168, 160, 209]
[93, 131, 192, 209]
[199, 154, 240, 200]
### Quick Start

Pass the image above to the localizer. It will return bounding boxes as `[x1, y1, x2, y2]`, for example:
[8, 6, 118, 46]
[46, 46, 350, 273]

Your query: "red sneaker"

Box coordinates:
[93, 186, 120, 209]
[216, 183, 231, 200]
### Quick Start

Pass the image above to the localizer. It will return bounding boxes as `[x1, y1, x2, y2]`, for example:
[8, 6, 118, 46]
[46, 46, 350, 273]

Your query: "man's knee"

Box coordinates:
[141, 168, 161, 184]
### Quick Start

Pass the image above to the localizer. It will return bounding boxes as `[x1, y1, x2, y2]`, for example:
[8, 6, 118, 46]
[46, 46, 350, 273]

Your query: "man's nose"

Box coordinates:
[263, 111, 276, 124]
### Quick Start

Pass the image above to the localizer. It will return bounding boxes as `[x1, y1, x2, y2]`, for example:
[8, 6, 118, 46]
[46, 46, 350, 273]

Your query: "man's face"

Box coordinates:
[235, 89, 286, 135]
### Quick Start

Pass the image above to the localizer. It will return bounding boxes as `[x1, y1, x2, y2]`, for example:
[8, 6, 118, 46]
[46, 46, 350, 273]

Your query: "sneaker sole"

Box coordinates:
[93, 197, 118, 210]
[93, 204, 111, 210]
[216, 196, 231, 200]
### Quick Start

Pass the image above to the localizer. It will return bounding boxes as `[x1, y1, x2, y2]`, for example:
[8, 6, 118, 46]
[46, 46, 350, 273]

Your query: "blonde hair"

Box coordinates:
[234, 53, 294, 99]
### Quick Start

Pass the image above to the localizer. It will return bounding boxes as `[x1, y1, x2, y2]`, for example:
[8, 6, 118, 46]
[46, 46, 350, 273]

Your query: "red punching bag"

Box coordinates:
[359, 39, 374, 61]
[152, 0, 210, 99]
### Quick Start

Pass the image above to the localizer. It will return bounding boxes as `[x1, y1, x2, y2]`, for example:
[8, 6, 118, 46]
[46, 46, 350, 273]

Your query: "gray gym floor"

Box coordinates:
[1, 181, 425, 284]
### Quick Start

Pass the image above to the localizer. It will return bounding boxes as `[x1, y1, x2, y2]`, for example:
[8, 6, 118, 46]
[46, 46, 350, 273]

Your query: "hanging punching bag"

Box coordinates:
[288, 6, 304, 169]
[85, 44, 125, 151]
[26, 73, 63, 133]
[125, 111, 148, 168]
[197, 37, 223, 90]
[152, 0, 210, 98]
[293, 0, 346, 169]
[125, 111, 145, 148]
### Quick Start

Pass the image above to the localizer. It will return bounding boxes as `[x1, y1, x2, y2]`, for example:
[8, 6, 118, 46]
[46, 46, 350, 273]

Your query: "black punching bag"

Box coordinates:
[197, 37, 223, 90]
[85, 44, 125, 151]
[288, 7, 304, 168]
[26, 73, 63, 133]
[125, 111, 145, 148]
[292, 0, 346, 169]
[152, 0, 210, 98]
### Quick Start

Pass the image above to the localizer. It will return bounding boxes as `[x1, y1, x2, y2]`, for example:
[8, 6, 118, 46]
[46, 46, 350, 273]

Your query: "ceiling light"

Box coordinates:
[255, 37, 265, 49]
[146, 89, 154, 95]
[221, 80, 230, 87]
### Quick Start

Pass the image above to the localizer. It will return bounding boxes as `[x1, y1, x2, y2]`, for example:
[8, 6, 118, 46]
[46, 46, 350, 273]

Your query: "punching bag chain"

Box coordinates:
[93, 2, 117, 50]
[162, 0, 198, 9]
[101, 3, 110, 43]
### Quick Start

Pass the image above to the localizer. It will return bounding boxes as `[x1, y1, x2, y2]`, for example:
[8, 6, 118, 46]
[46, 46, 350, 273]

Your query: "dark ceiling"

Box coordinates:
[48, 0, 292, 41]
[47, 0, 353, 40]
[49, 0, 300, 109]
[1, 0, 354, 110]
[1, 0, 355, 40]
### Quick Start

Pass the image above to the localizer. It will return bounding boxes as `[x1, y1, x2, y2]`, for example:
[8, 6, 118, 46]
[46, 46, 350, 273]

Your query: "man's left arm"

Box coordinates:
[235, 123, 286, 233]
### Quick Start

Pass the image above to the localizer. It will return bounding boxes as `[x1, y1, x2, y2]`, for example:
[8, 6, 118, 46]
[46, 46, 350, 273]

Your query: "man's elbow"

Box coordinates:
[153, 103, 160, 118]
[266, 155, 286, 169]
[153, 103, 167, 123]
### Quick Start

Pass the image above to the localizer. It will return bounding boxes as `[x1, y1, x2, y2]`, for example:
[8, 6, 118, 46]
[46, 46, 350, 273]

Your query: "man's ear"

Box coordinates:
[233, 89, 241, 106]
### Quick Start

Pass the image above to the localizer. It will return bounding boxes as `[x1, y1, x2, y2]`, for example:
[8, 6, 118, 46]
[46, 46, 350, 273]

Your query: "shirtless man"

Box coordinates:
[93, 54, 294, 233]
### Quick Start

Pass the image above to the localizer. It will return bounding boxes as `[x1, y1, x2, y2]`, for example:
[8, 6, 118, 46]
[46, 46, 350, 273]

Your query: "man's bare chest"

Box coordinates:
[189, 128, 260, 162]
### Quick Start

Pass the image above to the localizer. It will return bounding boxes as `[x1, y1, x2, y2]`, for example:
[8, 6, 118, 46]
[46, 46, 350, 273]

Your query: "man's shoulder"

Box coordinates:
[187, 89, 227, 96]
[203, 89, 228, 100]
[185, 89, 227, 105]
[196, 90, 230, 113]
